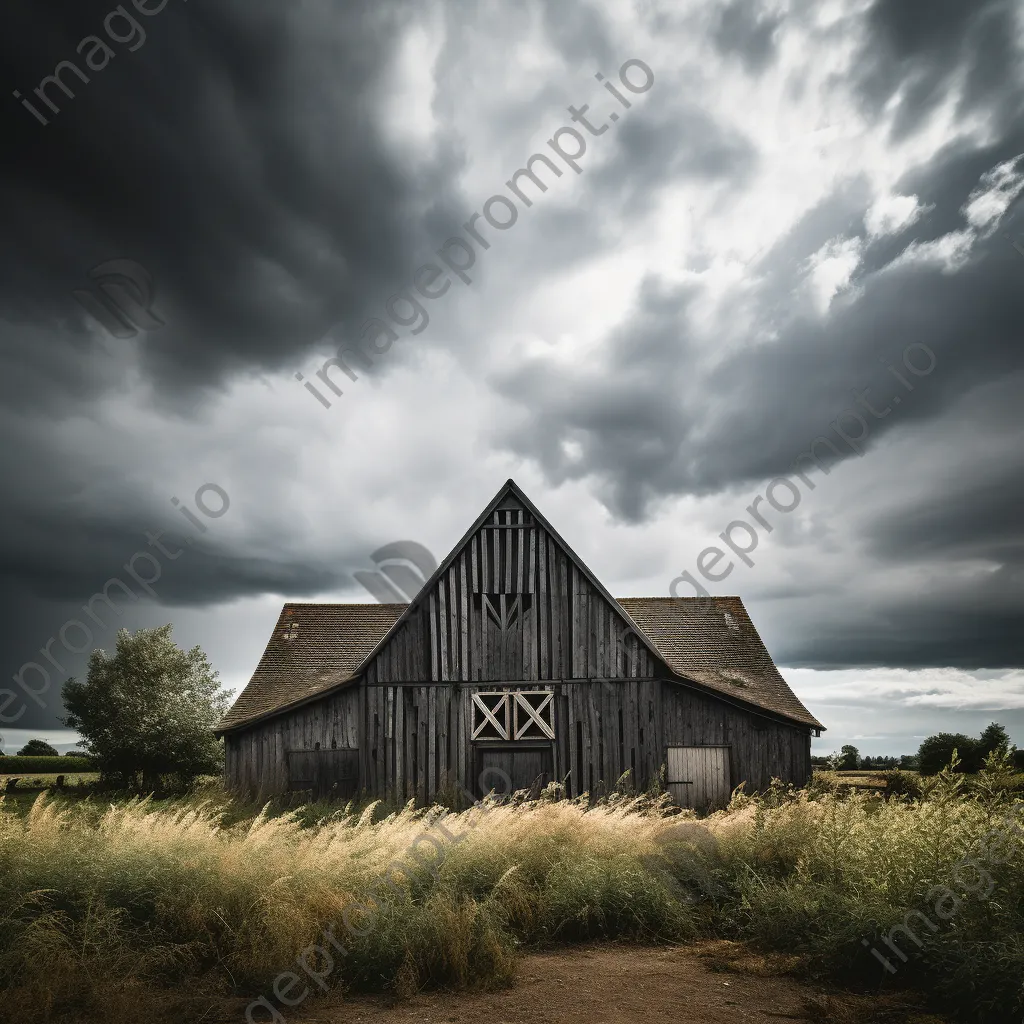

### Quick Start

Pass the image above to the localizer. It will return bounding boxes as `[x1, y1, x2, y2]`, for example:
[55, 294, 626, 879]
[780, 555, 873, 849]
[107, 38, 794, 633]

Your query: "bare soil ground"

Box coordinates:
[296, 941, 948, 1024]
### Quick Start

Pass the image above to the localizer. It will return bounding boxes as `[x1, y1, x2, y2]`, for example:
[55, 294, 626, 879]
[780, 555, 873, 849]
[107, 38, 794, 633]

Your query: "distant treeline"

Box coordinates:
[813, 723, 1024, 775]
[0, 756, 95, 774]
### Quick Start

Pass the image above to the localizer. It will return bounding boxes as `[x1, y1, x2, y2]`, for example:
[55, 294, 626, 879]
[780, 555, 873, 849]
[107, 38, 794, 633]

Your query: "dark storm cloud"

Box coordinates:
[0, 482, 392, 730]
[491, 171, 1024, 519]
[711, 0, 783, 74]
[855, 0, 1024, 141]
[776, 598, 1024, 671]
[588, 102, 758, 220]
[0, 0, 468, 398]
[0, 0, 474, 732]
[486, 69, 1024, 671]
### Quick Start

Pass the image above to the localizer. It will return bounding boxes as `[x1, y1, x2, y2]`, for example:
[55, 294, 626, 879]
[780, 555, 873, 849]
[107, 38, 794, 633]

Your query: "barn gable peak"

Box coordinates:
[347, 477, 665, 682]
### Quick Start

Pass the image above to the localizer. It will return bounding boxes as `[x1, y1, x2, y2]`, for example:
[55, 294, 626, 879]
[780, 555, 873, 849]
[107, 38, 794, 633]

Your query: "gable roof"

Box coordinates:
[216, 603, 406, 733]
[616, 597, 823, 728]
[216, 480, 824, 734]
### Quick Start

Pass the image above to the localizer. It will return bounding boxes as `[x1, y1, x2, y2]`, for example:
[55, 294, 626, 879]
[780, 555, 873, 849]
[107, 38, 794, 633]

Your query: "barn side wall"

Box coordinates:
[361, 677, 810, 804]
[361, 679, 663, 803]
[224, 675, 811, 802]
[223, 686, 361, 798]
[660, 681, 812, 793]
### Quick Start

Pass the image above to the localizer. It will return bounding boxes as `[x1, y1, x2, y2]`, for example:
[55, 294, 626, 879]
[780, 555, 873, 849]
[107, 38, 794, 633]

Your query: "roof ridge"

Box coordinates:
[278, 596, 743, 607]
[617, 595, 743, 601]
[282, 601, 410, 608]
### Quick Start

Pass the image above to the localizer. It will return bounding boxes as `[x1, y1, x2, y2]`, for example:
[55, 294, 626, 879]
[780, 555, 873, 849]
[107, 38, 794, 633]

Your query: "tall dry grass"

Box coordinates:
[0, 788, 694, 1024]
[1, 759, 1022, 1024]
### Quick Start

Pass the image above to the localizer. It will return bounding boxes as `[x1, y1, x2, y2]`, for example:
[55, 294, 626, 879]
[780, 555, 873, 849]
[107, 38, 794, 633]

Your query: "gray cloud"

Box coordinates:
[1, 0, 1022, 741]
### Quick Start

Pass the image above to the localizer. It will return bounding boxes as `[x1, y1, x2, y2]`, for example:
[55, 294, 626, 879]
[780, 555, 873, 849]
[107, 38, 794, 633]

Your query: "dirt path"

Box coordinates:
[296, 941, 947, 1024]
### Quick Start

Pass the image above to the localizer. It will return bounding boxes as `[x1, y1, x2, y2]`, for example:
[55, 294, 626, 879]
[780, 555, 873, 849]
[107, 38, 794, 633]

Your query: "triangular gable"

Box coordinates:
[349, 478, 668, 683]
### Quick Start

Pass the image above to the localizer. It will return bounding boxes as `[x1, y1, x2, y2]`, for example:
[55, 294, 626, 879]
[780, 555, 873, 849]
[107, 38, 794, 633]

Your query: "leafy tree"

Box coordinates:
[917, 733, 980, 775]
[62, 625, 231, 792]
[899, 754, 919, 770]
[838, 744, 860, 771]
[17, 738, 60, 756]
[978, 722, 1014, 758]
[861, 756, 874, 770]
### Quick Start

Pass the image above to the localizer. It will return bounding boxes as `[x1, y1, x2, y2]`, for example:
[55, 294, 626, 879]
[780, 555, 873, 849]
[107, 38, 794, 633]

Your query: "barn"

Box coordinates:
[215, 479, 825, 809]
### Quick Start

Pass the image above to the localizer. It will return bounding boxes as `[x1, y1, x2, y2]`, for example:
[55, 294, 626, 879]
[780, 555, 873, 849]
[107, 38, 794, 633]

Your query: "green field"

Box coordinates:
[0, 773, 100, 813]
[1, 772, 99, 785]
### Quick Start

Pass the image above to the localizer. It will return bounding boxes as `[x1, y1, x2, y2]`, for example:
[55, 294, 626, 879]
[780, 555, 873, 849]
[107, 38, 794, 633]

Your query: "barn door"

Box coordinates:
[666, 746, 731, 811]
[475, 745, 553, 800]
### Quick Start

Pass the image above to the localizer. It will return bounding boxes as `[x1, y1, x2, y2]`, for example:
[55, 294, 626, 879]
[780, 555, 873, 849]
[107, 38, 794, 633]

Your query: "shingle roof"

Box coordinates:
[216, 596, 823, 733]
[616, 597, 824, 729]
[215, 603, 405, 732]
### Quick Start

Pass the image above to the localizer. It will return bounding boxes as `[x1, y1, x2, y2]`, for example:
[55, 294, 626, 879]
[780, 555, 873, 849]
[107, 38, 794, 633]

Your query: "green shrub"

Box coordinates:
[879, 769, 923, 799]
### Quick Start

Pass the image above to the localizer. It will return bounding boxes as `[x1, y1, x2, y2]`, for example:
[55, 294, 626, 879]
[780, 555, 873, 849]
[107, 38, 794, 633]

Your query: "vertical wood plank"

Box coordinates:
[429, 592, 439, 683]
[438, 574, 449, 682]
[427, 687, 436, 803]
[459, 553, 469, 682]
[394, 685, 403, 802]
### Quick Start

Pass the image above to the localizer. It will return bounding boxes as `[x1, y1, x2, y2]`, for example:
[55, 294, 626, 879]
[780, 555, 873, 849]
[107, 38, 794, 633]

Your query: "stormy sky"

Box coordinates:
[1, 0, 1023, 758]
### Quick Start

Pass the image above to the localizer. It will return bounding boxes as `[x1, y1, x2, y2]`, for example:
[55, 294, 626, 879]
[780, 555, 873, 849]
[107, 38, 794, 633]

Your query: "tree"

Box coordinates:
[62, 625, 231, 792]
[978, 722, 1014, 759]
[838, 744, 860, 771]
[17, 738, 60, 756]
[861, 756, 874, 770]
[917, 733, 980, 775]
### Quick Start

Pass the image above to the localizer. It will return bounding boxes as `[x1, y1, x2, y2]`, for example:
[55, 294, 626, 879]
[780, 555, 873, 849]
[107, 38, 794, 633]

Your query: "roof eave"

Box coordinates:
[213, 670, 361, 736]
[663, 671, 824, 731]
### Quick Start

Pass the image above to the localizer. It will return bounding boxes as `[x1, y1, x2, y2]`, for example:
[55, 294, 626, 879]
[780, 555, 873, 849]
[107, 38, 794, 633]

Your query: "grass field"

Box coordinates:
[1, 772, 100, 786]
[1, 765, 1022, 1024]
[813, 770, 901, 789]
[1, 775, 99, 816]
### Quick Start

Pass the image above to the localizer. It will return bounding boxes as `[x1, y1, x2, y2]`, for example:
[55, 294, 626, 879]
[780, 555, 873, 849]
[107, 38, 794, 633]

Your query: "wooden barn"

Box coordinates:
[215, 479, 825, 809]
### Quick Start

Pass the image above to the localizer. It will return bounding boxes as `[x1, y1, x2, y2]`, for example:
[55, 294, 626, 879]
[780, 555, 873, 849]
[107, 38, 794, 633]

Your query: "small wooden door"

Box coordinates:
[666, 746, 731, 810]
[475, 745, 553, 799]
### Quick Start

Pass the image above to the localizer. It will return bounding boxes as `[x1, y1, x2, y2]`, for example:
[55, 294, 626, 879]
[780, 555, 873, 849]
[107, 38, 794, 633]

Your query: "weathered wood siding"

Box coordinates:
[360, 679, 664, 802]
[224, 498, 812, 802]
[354, 501, 668, 801]
[362, 506, 659, 685]
[224, 686, 360, 797]
[226, 674, 811, 802]
[660, 681, 812, 794]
